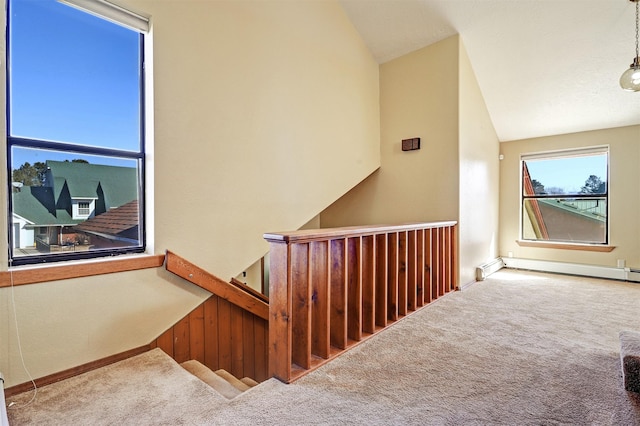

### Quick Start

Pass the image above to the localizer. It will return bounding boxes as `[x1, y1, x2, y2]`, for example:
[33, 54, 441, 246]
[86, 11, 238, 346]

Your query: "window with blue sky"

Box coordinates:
[521, 147, 609, 245]
[7, 0, 148, 265]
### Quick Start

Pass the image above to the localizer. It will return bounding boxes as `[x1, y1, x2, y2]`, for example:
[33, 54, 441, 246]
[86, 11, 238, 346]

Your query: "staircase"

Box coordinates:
[162, 220, 458, 386]
[181, 360, 259, 399]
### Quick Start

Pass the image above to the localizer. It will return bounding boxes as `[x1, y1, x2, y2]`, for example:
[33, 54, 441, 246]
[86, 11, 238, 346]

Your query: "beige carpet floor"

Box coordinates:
[7, 269, 640, 425]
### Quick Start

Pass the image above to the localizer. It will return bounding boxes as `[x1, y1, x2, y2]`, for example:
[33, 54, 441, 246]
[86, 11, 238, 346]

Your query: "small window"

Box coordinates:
[7, 0, 149, 265]
[521, 147, 609, 245]
[75, 200, 93, 219]
[78, 203, 91, 216]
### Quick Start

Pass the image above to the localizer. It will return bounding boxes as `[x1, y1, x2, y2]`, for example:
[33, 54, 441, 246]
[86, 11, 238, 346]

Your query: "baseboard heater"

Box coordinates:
[1, 372, 9, 426]
[502, 257, 640, 282]
[626, 269, 640, 283]
[476, 258, 505, 281]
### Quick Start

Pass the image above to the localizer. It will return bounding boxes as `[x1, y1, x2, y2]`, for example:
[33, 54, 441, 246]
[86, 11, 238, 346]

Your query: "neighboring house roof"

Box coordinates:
[75, 200, 139, 242]
[12, 185, 77, 226]
[538, 199, 606, 223]
[13, 161, 138, 227]
[46, 161, 138, 208]
[532, 199, 606, 243]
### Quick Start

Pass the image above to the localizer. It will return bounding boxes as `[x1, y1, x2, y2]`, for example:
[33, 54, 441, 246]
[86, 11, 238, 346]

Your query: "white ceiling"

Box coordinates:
[340, 0, 640, 142]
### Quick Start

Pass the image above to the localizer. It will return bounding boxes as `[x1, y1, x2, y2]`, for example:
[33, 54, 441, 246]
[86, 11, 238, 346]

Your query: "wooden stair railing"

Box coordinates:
[264, 221, 458, 383]
[158, 251, 270, 382]
[230, 277, 269, 303]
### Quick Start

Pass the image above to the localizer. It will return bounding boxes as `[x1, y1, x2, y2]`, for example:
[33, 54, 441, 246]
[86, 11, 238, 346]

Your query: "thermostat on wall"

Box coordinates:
[402, 138, 420, 151]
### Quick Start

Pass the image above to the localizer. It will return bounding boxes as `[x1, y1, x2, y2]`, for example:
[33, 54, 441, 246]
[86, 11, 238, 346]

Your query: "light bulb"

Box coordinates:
[620, 66, 640, 91]
[620, 57, 640, 92]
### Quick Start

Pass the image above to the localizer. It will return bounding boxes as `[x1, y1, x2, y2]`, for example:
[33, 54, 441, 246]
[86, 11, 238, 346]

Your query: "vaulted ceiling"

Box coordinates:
[340, 0, 640, 142]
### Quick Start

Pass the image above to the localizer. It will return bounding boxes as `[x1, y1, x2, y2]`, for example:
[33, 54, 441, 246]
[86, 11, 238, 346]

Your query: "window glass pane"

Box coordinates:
[522, 198, 607, 244]
[521, 149, 608, 245]
[10, 147, 141, 259]
[523, 154, 607, 196]
[8, 0, 141, 151]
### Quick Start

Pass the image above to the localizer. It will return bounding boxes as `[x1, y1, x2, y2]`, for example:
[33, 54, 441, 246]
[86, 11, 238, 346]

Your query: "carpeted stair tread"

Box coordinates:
[214, 369, 251, 392]
[620, 330, 640, 393]
[241, 377, 259, 388]
[180, 360, 242, 399]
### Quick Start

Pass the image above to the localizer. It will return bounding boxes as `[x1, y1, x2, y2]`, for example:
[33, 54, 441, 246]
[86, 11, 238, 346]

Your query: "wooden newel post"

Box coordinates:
[265, 239, 293, 382]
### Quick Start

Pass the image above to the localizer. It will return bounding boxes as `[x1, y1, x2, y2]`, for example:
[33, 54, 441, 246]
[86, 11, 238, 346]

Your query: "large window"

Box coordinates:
[521, 147, 609, 245]
[7, 0, 149, 265]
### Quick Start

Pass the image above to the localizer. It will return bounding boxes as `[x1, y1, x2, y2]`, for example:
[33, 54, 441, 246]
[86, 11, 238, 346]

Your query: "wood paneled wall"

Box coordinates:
[152, 293, 269, 382]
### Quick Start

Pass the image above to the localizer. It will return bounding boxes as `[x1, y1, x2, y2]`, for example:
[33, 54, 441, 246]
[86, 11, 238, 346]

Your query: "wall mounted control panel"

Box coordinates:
[402, 137, 420, 151]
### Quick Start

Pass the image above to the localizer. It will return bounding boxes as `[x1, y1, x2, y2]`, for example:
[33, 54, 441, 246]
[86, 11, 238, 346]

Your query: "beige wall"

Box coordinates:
[0, 0, 380, 387]
[3, 269, 211, 387]
[138, 0, 380, 280]
[321, 35, 500, 287]
[321, 36, 460, 227]
[499, 125, 640, 268]
[458, 39, 500, 286]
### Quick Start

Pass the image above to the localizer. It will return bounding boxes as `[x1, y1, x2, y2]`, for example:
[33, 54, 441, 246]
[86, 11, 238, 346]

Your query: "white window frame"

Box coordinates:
[519, 146, 610, 246]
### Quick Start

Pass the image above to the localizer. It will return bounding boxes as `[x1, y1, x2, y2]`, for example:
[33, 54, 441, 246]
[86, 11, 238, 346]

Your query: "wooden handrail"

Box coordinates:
[165, 251, 269, 320]
[229, 277, 269, 303]
[264, 221, 457, 243]
[264, 221, 458, 383]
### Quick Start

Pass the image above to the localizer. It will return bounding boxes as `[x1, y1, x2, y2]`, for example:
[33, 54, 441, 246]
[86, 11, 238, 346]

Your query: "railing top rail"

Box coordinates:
[264, 220, 457, 244]
[165, 251, 269, 320]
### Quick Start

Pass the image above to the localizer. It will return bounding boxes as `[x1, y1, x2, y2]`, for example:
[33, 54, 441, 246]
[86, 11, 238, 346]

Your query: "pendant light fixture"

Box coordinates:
[620, 0, 640, 91]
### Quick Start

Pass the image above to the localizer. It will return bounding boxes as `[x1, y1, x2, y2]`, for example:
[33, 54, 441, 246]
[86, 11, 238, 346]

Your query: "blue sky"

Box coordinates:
[9, 0, 141, 167]
[525, 154, 608, 194]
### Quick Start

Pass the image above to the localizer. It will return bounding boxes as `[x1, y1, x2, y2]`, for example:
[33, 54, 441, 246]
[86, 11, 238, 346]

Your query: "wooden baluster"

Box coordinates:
[407, 230, 417, 312]
[291, 243, 311, 369]
[375, 233, 388, 328]
[310, 241, 330, 359]
[429, 228, 436, 300]
[347, 236, 362, 341]
[438, 227, 447, 296]
[416, 229, 424, 307]
[443, 226, 451, 293]
[268, 242, 292, 382]
[398, 231, 408, 317]
[330, 238, 347, 350]
[387, 232, 398, 321]
[451, 225, 458, 291]
[361, 235, 376, 334]
[432, 228, 442, 299]
[424, 229, 432, 304]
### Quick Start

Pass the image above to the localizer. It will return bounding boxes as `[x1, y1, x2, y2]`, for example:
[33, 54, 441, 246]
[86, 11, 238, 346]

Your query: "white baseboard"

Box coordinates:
[501, 257, 638, 282]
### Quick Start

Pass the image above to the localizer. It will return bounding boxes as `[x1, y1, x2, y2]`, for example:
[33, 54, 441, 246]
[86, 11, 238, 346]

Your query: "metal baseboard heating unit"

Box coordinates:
[1, 372, 9, 426]
[502, 257, 639, 282]
[476, 258, 505, 281]
[626, 269, 640, 283]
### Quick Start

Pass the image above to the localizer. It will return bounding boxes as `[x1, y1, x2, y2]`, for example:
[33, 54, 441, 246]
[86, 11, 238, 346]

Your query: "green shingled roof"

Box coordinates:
[46, 161, 138, 208]
[12, 185, 76, 226]
[13, 161, 138, 227]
